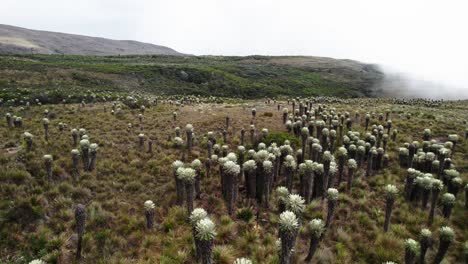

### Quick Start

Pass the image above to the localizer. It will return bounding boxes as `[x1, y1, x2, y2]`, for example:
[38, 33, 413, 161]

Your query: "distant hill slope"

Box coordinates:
[0, 54, 383, 102]
[0, 24, 182, 56]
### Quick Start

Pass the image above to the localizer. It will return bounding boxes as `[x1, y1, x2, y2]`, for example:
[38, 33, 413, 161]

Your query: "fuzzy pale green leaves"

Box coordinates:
[243, 160, 256, 172]
[439, 226, 455, 242]
[172, 160, 184, 171]
[190, 208, 208, 227]
[144, 200, 155, 210]
[223, 161, 241, 175]
[276, 186, 289, 200]
[285, 194, 305, 215]
[308, 219, 325, 238]
[177, 167, 196, 182]
[404, 238, 420, 254]
[254, 150, 269, 163]
[71, 149, 80, 156]
[23, 132, 34, 140]
[432, 179, 443, 190]
[191, 159, 202, 169]
[420, 228, 432, 242]
[263, 160, 273, 173]
[43, 154, 53, 161]
[279, 211, 299, 232]
[327, 188, 339, 201]
[441, 193, 456, 206]
[283, 155, 297, 169]
[347, 159, 357, 170]
[337, 147, 348, 157]
[195, 218, 217, 241]
[385, 184, 398, 199]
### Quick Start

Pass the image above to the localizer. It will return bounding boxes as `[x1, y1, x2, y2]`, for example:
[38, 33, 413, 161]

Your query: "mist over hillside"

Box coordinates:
[373, 67, 468, 100]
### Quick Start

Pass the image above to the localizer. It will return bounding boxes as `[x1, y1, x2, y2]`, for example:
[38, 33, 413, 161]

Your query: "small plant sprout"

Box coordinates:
[433, 226, 455, 264]
[404, 238, 420, 264]
[195, 218, 216, 264]
[144, 200, 155, 229]
[305, 218, 325, 261]
[251, 108, 256, 118]
[278, 211, 299, 264]
[173, 111, 177, 121]
[384, 184, 398, 232]
[43, 154, 53, 181]
[23, 132, 34, 152]
[325, 188, 339, 227]
[75, 204, 86, 260]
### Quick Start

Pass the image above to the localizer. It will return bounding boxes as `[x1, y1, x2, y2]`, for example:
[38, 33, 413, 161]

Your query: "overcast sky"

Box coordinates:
[3, 0, 468, 98]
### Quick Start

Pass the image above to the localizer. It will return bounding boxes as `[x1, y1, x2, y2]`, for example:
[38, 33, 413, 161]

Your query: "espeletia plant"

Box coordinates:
[71, 149, 80, 179]
[43, 154, 53, 182]
[347, 159, 357, 192]
[80, 138, 90, 170]
[144, 200, 155, 229]
[177, 167, 197, 215]
[325, 188, 339, 228]
[441, 193, 456, 219]
[276, 186, 289, 214]
[404, 238, 420, 264]
[223, 160, 240, 216]
[23, 132, 34, 152]
[195, 217, 216, 264]
[75, 204, 86, 260]
[283, 155, 296, 192]
[304, 218, 325, 262]
[433, 226, 455, 264]
[87, 143, 98, 171]
[243, 159, 257, 200]
[191, 159, 202, 199]
[172, 160, 185, 206]
[278, 211, 299, 264]
[428, 179, 443, 225]
[383, 184, 398, 233]
[190, 208, 208, 262]
[419, 228, 432, 264]
[42, 118, 49, 141]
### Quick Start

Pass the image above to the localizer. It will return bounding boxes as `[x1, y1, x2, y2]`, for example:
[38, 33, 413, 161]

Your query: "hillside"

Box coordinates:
[0, 24, 182, 56]
[0, 54, 383, 104]
[0, 98, 466, 263]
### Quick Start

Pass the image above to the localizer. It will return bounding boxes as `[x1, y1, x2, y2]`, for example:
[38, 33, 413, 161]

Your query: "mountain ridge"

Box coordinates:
[0, 24, 183, 56]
